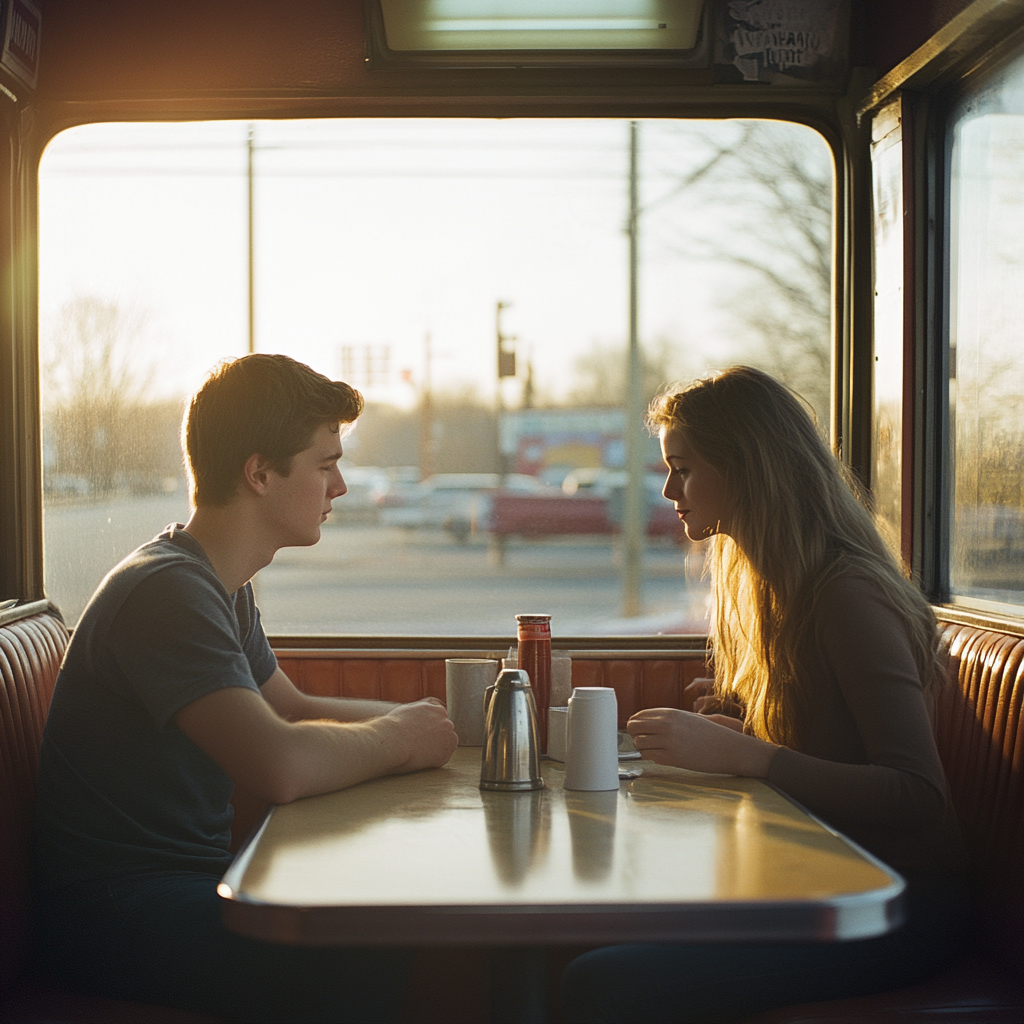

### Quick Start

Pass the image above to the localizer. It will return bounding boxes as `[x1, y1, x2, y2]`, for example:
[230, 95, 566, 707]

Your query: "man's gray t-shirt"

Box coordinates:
[34, 525, 278, 890]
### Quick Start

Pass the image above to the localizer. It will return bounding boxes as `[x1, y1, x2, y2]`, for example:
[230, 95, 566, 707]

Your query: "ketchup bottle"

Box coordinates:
[516, 614, 551, 753]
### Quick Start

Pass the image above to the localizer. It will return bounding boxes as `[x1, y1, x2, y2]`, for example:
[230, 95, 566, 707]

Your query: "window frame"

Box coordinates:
[939, 27, 1024, 619]
[861, 3, 1024, 629]
[0, 1, 874, 643]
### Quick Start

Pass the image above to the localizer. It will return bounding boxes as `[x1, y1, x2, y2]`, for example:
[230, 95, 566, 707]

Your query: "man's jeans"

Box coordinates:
[38, 870, 410, 1024]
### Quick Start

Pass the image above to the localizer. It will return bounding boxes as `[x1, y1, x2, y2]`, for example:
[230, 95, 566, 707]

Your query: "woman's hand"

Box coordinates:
[626, 708, 777, 777]
[684, 676, 714, 708]
[683, 676, 746, 721]
[702, 713, 744, 733]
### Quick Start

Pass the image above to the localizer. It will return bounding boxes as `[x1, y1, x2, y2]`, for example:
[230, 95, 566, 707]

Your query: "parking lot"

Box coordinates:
[44, 493, 710, 636]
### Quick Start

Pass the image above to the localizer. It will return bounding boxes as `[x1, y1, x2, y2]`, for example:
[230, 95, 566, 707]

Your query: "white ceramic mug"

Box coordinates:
[564, 686, 620, 791]
[445, 658, 499, 746]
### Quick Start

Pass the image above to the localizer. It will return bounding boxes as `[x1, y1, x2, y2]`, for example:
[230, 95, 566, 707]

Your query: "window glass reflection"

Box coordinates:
[949, 57, 1024, 611]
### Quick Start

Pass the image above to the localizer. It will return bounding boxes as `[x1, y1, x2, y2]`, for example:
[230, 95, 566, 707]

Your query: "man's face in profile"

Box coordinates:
[259, 422, 347, 548]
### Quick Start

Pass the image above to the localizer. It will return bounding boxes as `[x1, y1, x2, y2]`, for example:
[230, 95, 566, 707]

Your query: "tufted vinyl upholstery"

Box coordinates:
[0, 607, 67, 1000]
[0, 605, 220, 1024]
[938, 622, 1024, 980]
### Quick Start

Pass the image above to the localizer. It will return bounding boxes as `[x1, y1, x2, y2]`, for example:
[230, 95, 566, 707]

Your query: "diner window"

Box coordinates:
[39, 118, 832, 635]
[947, 49, 1024, 614]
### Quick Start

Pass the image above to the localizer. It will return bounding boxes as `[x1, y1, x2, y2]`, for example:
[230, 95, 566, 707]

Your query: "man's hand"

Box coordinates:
[627, 707, 776, 777]
[377, 698, 459, 774]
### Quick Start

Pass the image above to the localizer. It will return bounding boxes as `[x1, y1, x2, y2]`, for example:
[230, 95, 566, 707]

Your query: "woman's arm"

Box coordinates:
[766, 577, 950, 828]
[630, 579, 950, 831]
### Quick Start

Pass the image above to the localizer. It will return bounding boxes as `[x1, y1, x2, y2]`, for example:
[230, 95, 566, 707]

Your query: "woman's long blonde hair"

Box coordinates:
[647, 366, 944, 747]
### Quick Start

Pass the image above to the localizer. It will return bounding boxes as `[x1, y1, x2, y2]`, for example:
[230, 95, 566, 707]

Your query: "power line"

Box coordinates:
[49, 139, 636, 154]
[41, 168, 634, 179]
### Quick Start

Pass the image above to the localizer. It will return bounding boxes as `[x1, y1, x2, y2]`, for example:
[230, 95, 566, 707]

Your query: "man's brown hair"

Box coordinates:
[183, 353, 364, 507]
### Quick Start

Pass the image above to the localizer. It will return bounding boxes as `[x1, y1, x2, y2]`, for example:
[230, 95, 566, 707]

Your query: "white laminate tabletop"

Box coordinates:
[219, 747, 903, 946]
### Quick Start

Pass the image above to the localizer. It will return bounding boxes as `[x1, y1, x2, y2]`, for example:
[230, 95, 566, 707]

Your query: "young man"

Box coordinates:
[34, 354, 458, 1023]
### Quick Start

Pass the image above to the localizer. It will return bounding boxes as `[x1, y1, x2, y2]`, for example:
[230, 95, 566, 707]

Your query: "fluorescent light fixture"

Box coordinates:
[379, 1, 704, 53]
[426, 20, 669, 33]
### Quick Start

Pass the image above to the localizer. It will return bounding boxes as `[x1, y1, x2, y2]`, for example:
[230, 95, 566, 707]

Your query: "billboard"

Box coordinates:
[499, 408, 662, 480]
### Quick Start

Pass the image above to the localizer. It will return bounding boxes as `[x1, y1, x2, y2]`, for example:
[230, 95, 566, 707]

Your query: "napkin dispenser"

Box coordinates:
[480, 668, 544, 791]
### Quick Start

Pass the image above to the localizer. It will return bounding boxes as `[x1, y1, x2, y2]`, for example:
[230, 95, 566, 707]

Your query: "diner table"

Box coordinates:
[219, 746, 904, 1020]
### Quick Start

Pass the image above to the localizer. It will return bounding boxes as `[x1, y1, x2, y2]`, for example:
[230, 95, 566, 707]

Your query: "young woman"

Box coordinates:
[561, 366, 967, 1023]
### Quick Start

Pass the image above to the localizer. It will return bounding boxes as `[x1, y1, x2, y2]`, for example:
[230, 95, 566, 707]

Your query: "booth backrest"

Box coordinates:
[936, 620, 1024, 983]
[273, 651, 708, 726]
[0, 605, 69, 1004]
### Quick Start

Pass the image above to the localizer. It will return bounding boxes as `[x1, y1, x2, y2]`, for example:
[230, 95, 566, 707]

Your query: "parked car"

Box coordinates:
[379, 473, 553, 542]
[560, 468, 624, 497]
[378, 473, 497, 540]
[486, 469, 685, 542]
[329, 465, 390, 524]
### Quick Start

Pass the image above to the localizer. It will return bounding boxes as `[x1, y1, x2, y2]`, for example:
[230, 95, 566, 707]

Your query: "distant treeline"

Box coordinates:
[41, 394, 508, 498]
[43, 398, 185, 498]
[346, 400, 500, 476]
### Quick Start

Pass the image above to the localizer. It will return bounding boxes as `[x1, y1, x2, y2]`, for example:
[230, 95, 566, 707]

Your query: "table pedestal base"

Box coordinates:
[489, 947, 546, 1024]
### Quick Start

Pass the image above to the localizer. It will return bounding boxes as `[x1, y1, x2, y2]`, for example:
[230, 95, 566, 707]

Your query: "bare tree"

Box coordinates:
[348, 390, 499, 475]
[650, 121, 832, 427]
[42, 297, 181, 495]
[565, 335, 693, 409]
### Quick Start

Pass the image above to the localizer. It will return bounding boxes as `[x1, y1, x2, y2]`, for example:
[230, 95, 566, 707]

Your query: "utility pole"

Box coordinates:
[496, 301, 516, 481]
[492, 302, 516, 567]
[247, 124, 255, 355]
[246, 124, 258, 600]
[623, 120, 644, 618]
[522, 349, 535, 410]
[420, 331, 433, 481]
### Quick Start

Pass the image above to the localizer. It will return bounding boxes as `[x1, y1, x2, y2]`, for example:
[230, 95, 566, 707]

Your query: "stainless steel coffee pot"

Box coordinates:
[479, 668, 544, 791]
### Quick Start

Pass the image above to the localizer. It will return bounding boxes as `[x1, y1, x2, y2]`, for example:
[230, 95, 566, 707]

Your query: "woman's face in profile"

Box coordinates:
[659, 427, 732, 541]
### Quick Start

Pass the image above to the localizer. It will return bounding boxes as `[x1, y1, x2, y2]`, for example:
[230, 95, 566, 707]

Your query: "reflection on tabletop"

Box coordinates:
[226, 749, 896, 909]
[565, 789, 618, 882]
[482, 790, 549, 886]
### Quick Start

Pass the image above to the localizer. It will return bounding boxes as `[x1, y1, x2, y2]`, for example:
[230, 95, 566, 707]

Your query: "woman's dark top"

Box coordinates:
[764, 577, 964, 878]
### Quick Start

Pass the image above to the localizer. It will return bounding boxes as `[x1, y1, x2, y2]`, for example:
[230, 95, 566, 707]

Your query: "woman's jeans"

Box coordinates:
[560, 877, 970, 1023]
[38, 870, 410, 1024]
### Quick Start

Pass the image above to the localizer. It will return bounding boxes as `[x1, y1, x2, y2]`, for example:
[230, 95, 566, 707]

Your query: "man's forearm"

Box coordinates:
[176, 687, 457, 804]
[291, 694, 401, 723]
[261, 669, 401, 723]
[266, 701, 459, 802]
[272, 717, 409, 801]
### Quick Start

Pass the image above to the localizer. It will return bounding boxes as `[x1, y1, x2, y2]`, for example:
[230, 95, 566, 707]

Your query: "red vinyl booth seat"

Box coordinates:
[0, 604, 219, 1024]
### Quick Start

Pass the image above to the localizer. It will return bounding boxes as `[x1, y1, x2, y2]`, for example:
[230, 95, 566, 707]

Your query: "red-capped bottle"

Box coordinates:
[516, 614, 551, 753]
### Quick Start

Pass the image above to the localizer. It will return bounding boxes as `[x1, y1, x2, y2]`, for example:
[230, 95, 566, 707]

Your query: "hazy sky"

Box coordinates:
[39, 117, 830, 409]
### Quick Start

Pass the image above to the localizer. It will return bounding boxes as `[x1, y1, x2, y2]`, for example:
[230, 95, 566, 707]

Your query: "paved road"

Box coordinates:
[44, 495, 709, 636]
